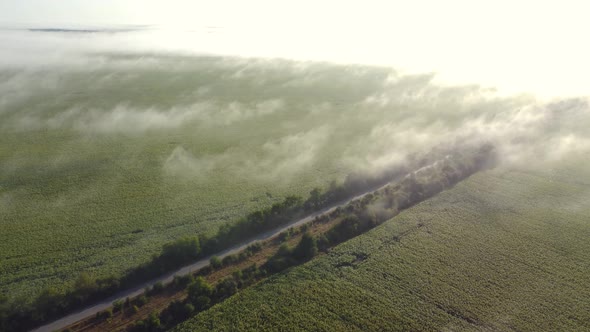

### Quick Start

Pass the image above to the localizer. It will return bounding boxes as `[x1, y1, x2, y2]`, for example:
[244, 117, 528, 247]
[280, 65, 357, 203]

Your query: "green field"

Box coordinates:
[0, 57, 373, 301]
[173, 159, 590, 331]
[3, 55, 522, 302]
[1, 52, 588, 319]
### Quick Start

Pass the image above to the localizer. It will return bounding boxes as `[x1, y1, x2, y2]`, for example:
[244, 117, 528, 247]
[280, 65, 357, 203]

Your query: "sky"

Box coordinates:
[0, 0, 589, 98]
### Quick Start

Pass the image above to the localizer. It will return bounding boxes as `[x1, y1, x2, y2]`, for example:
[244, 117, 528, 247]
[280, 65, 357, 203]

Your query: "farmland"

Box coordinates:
[2, 49, 589, 332]
[173, 159, 590, 331]
[0, 56, 384, 302]
[1, 54, 524, 304]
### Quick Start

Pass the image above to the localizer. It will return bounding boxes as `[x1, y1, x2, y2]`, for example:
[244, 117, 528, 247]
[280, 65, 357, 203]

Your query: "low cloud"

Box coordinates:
[163, 146, 226, 178]
[4, 99, 285, 134]
[163, 126, 331, 183]
[246, 126, 331, 181]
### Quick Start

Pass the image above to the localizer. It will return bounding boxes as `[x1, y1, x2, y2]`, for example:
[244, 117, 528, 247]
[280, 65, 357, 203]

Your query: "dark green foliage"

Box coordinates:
[159, 238, 201, 270]
[208, 195, 305, 253]
[264, 234, 318, 273]
[187, 277, 213, 306]
[172, 275, 194, 290]
[246, 242, 263, 253]
[304, 188, 324, 211]
[96, 308, 112, 321]
[263, 243, 295, 273]
[192, 296, 211, 312]
[278, 229, 292, 242]
[209, 256, 222, 269]
[221, 254, 238, 266]
[214, 278, 238, 301]
[292, 233, 318, 261]
[325, 215, 368, 244]
[146, 311, 161, 329]
[113, 300, 124, 312]
[128, 311, 161, 332]
[135, 295, 148, 307]
[159, 301, 194, 326]
[149, 282, 164, 295]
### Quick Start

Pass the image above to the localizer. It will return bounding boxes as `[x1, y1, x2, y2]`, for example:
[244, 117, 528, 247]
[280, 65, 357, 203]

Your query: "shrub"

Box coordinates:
[150, 281, 164, 295]
[113, 299, 124, 312]
[210, 256, 222, 269]
[172, 275, 194, 289]
[293, 233, 318, 261]
[135, 295, 148, 307]
[221, 254, 238, 266]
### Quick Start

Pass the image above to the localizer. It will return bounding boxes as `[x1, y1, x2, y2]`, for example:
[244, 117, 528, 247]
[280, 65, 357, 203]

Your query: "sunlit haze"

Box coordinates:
[1, 0, 589, 98]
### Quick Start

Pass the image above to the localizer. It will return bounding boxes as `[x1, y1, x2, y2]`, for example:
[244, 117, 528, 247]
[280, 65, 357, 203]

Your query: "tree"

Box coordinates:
[305, 188, 323, 211]
[150, 281, 164, 294]
[172, 274, 194, 289]
[74, 272, 97, 300]
[34, 286, 64, 320]
[293, 232, 318, 261]
[193, 295, 211, 311]
[215, 278, 237, 300]
[222, 254, 238, 266]
[145, 311, 160, 331]
[209, 256, 222, 269]
[161, 237, 200, 267]
[135, 295, 148, 307]
[187, 277, 213, 304]
[113, 300, 124, 313]
[183, 303, 195, 316]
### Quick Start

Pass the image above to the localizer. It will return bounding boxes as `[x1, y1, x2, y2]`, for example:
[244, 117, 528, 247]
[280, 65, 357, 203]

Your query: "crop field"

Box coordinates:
[173, 159, 590, 331]
[3, 54, 524, 303]
[2, 47, 589, 323]
[0, 56, 381, 301]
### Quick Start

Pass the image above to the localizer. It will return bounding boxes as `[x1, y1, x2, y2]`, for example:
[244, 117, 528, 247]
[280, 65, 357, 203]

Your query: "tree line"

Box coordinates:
[115, 144, 496, 332]
[0, 143, 493, 332]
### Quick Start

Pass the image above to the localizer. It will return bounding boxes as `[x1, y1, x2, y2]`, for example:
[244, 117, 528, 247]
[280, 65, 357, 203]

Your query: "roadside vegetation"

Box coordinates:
[172, 158, 590, 332]
[46, 144, 493, 332]
[0, 56, 396, 307]
[1, 114, 485, 332]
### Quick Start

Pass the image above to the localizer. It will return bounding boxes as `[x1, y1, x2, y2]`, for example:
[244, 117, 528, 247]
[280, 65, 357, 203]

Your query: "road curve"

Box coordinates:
[32, 183, 388, 332]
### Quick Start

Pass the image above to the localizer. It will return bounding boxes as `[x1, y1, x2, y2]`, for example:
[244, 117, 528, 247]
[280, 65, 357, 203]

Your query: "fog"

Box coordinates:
[1, 28, 589, 183]
[1, 11, 590, 313]
[3, 1, 590, 98]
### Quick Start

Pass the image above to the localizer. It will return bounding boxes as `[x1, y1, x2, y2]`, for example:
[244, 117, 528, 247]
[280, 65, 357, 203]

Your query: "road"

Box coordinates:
[31, 183, 388, 332]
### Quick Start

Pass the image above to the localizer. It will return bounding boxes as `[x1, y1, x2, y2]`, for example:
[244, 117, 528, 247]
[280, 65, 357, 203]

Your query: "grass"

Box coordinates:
[172, 159, 590, 331]
[1, 53, 583, 314]
[0, 56, 391, 302]
[4, 55, 471, 302]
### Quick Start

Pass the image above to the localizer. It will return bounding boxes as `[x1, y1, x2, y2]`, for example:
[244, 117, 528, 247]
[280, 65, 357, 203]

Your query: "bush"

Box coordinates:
[210, 256, 222, 269]
[135, 295, 148, 307]
[278, 230, 291, 242]
[172, 275, 194, 289]
[246, 242, 263, 253]
[193, 296, 211, 311]
[292, 233, 318, 261]
[113, 300, 124, 312]
[221, 254, 238, 266]
[215, 278, 238, 301]
[150, 281, 164, 295]
[160, 237, 201, 269]
[187, 277, 213, 304]
[96, 308, 112, 320]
